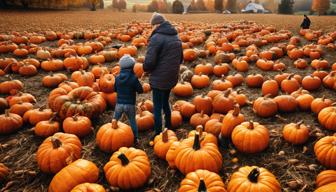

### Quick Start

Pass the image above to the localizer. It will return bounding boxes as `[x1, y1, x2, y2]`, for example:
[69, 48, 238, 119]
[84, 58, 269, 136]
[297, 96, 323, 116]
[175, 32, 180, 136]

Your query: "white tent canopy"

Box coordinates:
[242, 2, 270, 13]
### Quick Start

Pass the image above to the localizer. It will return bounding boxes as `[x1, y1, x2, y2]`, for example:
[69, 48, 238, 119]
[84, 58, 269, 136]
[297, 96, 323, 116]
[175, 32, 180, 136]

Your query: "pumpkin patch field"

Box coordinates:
[1, 11, 336, 192]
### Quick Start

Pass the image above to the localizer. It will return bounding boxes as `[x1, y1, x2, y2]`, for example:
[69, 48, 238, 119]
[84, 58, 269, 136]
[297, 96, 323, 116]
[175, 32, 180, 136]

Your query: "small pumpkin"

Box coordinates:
[315, 182, 336, 192]
[71, 70, 95, 87]
[63, 115, 93, 137]
[98, 73, 115, 93]
[23, 106, 53, 125]
[173, 81, 193, 97]
[34, 114, 60, 137]
[104, 147, 151, 190]
[231, 121, 269, 153]
[192, 94, 212, 115]
[282, 121, 310, 145]
[96, 119, 134, 152]
[318, 106, 336, 131]
[190, 111, 210, 128]
[205, 117, 223, 137]
[273, 95, 298, 112]
[212, 90, 235, 114]
[253, 95, 278, 118]
[245, 74, 264, 88]
[42, 73, 68, 88]
[302, 75, 321, 91]
[37, 132, 82, 174]
[281, 74, 300, 94]
[226, 73, 244, 87]
[191, 74, 210, 89]
[8, 102, 34, 116]
[136, 109, 155, 131]
[221, 105, 245, 138]
[295, 93, 314, 111]
[311, 96, 333, 114]
[316, 170, 336, 188]
[153, 128, 178, 159]
[314, 136, 336, 169]
[211, 76, 233, 91]
[0, 110, 23, 134]
[262, 79, 279, 97]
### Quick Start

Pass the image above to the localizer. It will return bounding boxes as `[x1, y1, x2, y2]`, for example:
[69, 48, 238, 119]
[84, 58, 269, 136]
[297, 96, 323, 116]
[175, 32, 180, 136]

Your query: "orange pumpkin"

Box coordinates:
[232, 121, 269, 153]
[316, 170, 336, 188]
[282, 121, 310, 145]
[221, 105, 245, 138]
[70, 183, 106, 192]
[153, 128, 178, 159]
[0, 110, 23, 134]
[311, 96, 333, 114]
[318, 106, 336, 131]
[253, 95, 278, 118]
[49, 159, 99, 192]
[37, 132, 81, 174]
[314, 136, 336, 169]
[63, 115, 93, 137]
[96, 119, 134, 152]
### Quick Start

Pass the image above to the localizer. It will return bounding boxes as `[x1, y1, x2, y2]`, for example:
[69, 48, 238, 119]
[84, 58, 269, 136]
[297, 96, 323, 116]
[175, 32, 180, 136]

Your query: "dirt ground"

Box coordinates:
[0, 10, 336, 192]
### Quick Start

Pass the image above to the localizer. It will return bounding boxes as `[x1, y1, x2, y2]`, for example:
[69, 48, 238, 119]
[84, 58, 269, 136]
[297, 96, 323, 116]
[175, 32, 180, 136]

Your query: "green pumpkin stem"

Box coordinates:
[118, 153, 129, 166]
[248, 168, 260, 183]
[51, 137, 62, 149]
[193, 132, 201, 150]
[198, 179, 207, 192]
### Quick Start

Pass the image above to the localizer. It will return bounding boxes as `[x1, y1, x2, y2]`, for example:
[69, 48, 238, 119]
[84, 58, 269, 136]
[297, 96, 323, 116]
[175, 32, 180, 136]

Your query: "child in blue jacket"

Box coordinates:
[114, 55, 143, 144]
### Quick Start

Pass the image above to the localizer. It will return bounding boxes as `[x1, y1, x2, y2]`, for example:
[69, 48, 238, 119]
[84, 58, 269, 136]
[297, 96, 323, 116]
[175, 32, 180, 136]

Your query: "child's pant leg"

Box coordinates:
[113, 104, 124, 120]
[124, 105, 138, 139]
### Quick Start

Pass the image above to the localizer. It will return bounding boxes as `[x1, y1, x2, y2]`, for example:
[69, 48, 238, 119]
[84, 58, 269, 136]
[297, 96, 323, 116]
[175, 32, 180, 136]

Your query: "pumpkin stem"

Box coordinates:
[111, 119, 118, 129]
[232, 105, 240, 117]
[198, 178, 207, 192]
[162, 128, 169, 143]
[200, 110, 204, 117]
[49, 112, 57, 122]
[321, 95, 325, 101]
[118, 153, 129, 166]
[196, 125, 203, 136]
[296, 120, 304, 127]
[5, 109, 9, 117]
[193, 132, 201, 150]
[248, 168, 260, 183]
[72, 113, 79, 121]
[51, 137, 62, 149]
[248, 121, 254, 129]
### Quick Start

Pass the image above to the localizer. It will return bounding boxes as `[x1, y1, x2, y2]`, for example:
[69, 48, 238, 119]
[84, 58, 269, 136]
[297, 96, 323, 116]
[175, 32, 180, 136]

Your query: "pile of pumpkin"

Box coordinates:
[0, 20, 336, 191]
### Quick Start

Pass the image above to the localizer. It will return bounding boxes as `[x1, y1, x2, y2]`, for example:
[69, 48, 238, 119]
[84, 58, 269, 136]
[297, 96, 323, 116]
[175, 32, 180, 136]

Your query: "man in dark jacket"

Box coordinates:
[301, 15, 311, 29]
[143, 12, 183, 137]
[114, 55, 144, 143]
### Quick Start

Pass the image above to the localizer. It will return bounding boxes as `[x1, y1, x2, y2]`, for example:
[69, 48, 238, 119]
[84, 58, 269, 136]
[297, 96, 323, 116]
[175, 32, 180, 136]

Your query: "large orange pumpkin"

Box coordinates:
[318, 106, 336, 131]
[316, 170, 336, 188]
[48, 159, 99, 192]
[231, 121, 269, 153]
[96, 119, 134, 152]
[314, 136, 336, 169]
[37, 133, 82, 174]
[175, 132, 222, 175]
[0, 110, 23, 134]
[227, 166, 281, 192]
[104, 147, 151, 190]
[178, 169, 226, 192]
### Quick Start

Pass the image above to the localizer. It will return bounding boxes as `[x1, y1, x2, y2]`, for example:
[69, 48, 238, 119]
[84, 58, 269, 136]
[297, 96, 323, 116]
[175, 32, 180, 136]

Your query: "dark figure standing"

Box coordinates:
[301, 15, 311, 29]
[143, 13, 183, 137]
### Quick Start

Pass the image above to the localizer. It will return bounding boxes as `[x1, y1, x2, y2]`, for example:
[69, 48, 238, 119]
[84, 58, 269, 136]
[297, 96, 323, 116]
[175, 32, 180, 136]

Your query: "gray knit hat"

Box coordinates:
[150, 12, 166, 25]
[119, 55, 135, 69]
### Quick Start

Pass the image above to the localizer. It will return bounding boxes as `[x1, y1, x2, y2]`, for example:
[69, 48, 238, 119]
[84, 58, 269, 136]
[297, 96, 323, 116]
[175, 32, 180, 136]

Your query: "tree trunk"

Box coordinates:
[0, 0, 8, 8]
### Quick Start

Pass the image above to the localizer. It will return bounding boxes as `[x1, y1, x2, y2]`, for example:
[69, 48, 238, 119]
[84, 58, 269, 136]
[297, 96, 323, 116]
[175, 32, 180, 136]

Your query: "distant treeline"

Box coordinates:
[0, 0, 104, 9]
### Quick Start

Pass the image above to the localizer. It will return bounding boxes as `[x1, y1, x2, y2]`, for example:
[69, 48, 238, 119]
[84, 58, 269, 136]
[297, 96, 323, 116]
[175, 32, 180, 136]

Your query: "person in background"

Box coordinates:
[114, 55, 144, 144]
[143, 12, 183, 138]
[301, 15, 311, 29]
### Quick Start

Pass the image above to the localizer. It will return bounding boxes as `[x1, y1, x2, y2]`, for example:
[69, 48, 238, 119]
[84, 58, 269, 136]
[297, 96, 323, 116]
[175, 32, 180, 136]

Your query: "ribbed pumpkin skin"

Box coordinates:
[221, 107, 244, 137]
[153, 129, 178, 159]
[37, 133, 82, 174]
[316, 170, 336, 188]
[63, 115, 92, 137]
[227, 166, 281, 192]
[174, 135, 222, 175]
[166, 141, 180, 169]
[231, 122, 269, 154]
[96, 120, 134, 153]
[318, 106, 336, 131]
[48, 159, 99, 192]
[282, 122, 310, 145]
[178, 169, 226, 192]
[314, 136, 336, 169]
[104, 147, 151, 190]
[315, 182, 336, 192]
[0, 111, 23, 134]
[70, 183, 106, 192]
